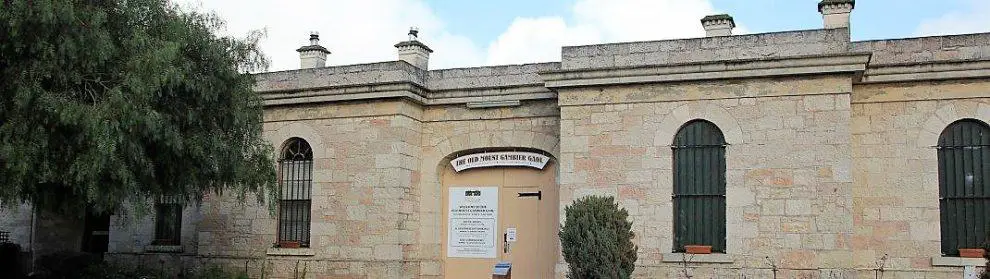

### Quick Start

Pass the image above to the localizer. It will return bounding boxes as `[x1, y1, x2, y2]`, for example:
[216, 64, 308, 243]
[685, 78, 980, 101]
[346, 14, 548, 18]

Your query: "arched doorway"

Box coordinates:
[440, 150, 559, 279]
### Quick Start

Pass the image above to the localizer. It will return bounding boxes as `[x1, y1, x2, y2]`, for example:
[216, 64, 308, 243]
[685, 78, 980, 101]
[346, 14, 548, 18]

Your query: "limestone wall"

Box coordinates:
[32, 210, 84, 259]
[561, 28, 850, 70]
[0, 203, 33, 250]
[254, 62, 426, 93]
[107, 205, 201, 254]
[849, 79, 990, 278]
[852, 33, 990, 66]
[426, 63, 559, 92]
[557, 75, 856, 278]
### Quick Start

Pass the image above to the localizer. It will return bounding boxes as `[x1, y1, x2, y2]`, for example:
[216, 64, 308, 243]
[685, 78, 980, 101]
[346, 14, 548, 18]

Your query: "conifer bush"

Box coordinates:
[982, 234, 989, 279]
[559, 195, 638, 279]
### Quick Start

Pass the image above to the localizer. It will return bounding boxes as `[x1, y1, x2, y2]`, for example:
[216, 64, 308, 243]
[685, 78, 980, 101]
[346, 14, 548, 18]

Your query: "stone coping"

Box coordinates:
[661, 253, 734, 264]
[931, 256, 986, 267]
[144, 245, 183, 253]
[394, 40, 433, 53]
[542, 53, 871, 88]
[266, 247, 315, 257]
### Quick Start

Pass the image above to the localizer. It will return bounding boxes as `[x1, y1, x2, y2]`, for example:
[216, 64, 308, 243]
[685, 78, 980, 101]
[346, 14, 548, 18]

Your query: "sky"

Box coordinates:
[172, 0, 990, 72]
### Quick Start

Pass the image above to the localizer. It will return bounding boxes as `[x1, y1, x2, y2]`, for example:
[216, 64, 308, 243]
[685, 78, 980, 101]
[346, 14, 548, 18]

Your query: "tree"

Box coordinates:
[559, 195, 638, 279]
[0, 0, 276, 215]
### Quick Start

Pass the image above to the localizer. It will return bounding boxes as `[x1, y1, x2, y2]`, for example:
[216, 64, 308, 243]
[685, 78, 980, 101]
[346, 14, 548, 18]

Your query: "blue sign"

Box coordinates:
[493, 262, 511, 275]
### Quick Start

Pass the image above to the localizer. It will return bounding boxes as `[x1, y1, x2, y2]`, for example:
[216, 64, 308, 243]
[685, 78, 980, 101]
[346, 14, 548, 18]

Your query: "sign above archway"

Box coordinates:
[450, 151, 550, 172]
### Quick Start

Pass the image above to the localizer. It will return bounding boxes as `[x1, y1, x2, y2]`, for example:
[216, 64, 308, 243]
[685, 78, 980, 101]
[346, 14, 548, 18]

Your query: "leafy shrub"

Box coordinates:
[982, 235, 989, 279]
[559, 195, 638, 279]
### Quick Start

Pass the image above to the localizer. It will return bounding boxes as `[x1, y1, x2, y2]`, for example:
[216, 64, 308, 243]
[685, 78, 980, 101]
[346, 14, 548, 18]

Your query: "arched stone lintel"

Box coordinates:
[425, 130, 560, 180]
[654, 103, 744, 147]
[917, 102, 990, 148]
[266, 122, 330, 160]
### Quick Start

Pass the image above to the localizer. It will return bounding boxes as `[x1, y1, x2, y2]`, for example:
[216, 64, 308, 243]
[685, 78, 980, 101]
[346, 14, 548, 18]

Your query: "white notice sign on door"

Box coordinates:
[447, 187, 499, 258]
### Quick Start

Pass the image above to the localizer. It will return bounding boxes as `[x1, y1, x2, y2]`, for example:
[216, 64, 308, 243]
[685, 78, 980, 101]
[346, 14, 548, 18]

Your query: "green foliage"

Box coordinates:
[982, 235, 989, 279]
[559, 195, 638, 279]
[0, 0, 276, 215]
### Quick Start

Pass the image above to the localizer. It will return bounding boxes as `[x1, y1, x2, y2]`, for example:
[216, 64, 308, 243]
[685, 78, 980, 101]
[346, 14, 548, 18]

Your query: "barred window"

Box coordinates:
[154, 196, 183, 246]
[278, 138, 313, 248]
[672, 120, 727, 253]
[937, 119, 990, 256]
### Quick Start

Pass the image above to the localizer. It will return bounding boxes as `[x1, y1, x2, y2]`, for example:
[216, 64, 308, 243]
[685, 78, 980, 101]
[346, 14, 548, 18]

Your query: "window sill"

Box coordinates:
[144, 245, 183, 253]
[662, 253, 734, 264]
[266, 247, 315, 256]
[931, 256, 986, 267]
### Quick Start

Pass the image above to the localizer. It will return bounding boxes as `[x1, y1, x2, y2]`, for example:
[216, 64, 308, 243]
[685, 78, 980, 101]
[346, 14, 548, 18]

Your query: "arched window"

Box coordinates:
[672, 120, 727, 253]
[278, 138, 313, 247]
[937, 119, 990, 256]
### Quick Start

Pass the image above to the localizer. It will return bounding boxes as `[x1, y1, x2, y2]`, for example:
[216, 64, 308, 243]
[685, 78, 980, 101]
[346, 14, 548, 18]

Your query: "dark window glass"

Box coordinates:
[937, 119, 990, 256]
[278, 138, 313, 247]
[672, 120, 727, 253]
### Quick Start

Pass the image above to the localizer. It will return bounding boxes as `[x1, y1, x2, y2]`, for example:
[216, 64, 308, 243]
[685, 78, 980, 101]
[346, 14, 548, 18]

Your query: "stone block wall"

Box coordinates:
[105, 99, 425, 279]
[852, 33, 990, 66]
[426, 63, 560, 92]
[557, 75, 856, 278]
[561, 28, 850, 69]
[0, 205, 83, 258]
[850, 79, 990, 278]
[107, 204, 201, 254]
[0, 203, 33, 250]
[254, 62, 426, 93]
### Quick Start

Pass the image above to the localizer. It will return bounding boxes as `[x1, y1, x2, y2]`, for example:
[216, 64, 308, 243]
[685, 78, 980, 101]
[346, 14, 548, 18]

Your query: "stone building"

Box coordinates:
[3, 0, 990, 278]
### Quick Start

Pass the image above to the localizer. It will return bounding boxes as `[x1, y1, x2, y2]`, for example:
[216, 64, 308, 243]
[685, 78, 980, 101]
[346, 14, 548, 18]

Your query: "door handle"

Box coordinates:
[517, 191, 542, 200]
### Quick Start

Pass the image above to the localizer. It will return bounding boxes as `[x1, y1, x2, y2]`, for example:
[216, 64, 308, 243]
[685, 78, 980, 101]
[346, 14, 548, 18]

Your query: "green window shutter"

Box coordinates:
[937, 119, 990, 256]
[672, 120, 727, 253]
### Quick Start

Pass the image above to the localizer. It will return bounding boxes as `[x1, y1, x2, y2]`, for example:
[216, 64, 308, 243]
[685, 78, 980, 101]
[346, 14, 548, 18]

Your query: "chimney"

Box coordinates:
[296, 32, 330, 69]
[394, 27, 433, 70]
[701, 14, 735, 37]
[819, 0, 854, 29]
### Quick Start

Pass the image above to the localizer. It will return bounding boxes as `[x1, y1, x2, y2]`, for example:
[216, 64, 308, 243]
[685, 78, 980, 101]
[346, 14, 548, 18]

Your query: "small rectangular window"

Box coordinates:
[154, 196, 183, 246]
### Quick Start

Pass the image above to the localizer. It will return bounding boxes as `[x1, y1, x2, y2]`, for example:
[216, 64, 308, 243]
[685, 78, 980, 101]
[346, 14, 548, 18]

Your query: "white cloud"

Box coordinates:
[487, 0, 741, 65]
[175, 0, 736, 70]
[915, 0, 990, 37]
[174, 0, 483, 71]
[485, 17, 601, 65]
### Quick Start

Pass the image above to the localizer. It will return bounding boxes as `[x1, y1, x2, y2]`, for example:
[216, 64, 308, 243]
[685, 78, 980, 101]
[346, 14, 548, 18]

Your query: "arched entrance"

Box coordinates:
[440, 150, 558, 279]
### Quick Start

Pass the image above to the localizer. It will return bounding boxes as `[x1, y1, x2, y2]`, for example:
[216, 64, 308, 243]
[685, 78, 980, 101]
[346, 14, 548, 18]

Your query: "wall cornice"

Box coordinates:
[858, 60, 990, 84]
[541, 53, 871, 89]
